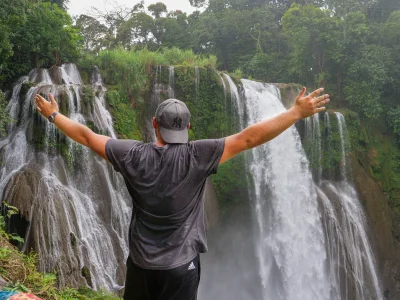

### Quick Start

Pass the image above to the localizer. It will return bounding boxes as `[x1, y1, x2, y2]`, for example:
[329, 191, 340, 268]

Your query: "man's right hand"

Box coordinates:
[219, 87, 329, 165]
[292, 87, 330, 119]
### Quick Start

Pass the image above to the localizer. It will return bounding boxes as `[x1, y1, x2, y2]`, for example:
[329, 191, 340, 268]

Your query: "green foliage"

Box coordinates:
[282, 4, 341, 87]
[0, 90, 9, 137]
[0, 0, 81, 84]
[354, 119, 400, 241]
[0, 202, 24, 244]
[106, 90, 141, 140]
[75, 15, 108, 54]
[344, 45, 391, 119]
[211, 154, 248, 212]
[388, 107, 400, 140]
[79, 47, 217, 114]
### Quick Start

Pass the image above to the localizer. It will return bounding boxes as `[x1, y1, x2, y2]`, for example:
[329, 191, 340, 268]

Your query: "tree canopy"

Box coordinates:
[0, 0, 80, 84]
[2, 0, 400, 125]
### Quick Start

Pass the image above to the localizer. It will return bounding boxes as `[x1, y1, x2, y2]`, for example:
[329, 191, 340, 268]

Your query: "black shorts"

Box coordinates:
[123, 255, 201, 300]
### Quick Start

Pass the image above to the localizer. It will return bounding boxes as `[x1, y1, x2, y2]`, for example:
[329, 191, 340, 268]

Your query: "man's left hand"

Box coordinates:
[35, 94, 59, 118]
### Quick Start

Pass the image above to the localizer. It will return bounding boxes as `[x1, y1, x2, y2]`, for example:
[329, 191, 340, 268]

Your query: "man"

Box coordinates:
[35, 86, 329, 300]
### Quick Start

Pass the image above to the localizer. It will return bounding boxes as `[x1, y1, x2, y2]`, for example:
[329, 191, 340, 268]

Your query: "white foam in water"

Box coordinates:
[7, 76, 29, 131]
[224, 73, 245, 129]
[217, 72, 227, 100]
[61, 63, 83, 85]
[304, 114, 322, 182]
[168, 66, 175, 99]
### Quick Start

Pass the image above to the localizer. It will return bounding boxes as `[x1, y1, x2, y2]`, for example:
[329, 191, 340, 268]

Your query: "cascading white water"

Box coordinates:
[6, 76, 28, 132]
[303, 112, 383, 300]
[335, 112, 348, 180]
[224, 73, 245, 129]
[168, 66, 175, 99]
[305, 114, 322, 182]
[217, 72, 227, 101]
[318, 113, 382, 300]
[219, 76, 383, 300]
[239, 79, 330, 300]
[0, 64, 130, 291]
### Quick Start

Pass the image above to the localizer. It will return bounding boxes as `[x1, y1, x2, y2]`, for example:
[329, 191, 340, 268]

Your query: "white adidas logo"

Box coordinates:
[188, 262, 196, 270]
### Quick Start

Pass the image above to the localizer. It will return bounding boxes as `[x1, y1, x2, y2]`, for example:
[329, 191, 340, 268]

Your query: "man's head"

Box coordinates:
[153, 99, 191, 144]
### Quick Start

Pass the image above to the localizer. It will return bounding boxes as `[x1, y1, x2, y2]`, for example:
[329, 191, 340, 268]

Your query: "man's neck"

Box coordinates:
[155, 139, 168, 147]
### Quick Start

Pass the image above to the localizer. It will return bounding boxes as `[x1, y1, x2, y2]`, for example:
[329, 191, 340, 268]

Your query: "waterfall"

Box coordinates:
[224, 74, 245, 129]
[315, 113, 383, 300]
[6, 76, 29, 132]
[239, 80, 330, 300]
[0, 64, 131, 292]
[304, 114, 323, 182]
[168, 66, 175, 99]
[335, 112, 348, 180]
[203, 76, 383, 300]
[217, 72, 227, 100]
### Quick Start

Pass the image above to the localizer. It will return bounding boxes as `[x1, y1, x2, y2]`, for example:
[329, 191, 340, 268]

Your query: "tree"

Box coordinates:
[75, 14, 108, 53]
[189, 0, 207, 8]
[0, 1, 81, 84]
[381, 11, 400, 112]
[0, 0, 26, 83]
[148, 2, 167, 18]
[369, 0, 400, 21]
[282, 4, 341, 87]
[44, 0, 69, 10]
[344, 45, 392, 119]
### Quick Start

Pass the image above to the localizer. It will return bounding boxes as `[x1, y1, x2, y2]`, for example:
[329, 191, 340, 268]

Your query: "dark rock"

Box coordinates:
[49, 66, 63, 85]
[81, 266, 93, 288]
[350, 154, 400, 299]
[275, 83, 302, 109]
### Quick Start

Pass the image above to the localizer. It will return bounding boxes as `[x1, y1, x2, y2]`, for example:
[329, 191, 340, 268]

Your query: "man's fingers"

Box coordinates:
[314, 107, 326, 113]
[35, 94, 46, 102]
[298, 87, 306, 98]
[309, 88, 324, 98]
[49, 93, 56, 105]
[313, 94, 329, 103]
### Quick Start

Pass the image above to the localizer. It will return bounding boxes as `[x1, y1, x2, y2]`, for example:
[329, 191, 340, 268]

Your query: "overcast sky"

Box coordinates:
[68, 0, 197, 17]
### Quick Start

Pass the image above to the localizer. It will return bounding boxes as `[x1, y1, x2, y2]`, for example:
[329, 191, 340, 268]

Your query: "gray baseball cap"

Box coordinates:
[155, 99, 191, 143]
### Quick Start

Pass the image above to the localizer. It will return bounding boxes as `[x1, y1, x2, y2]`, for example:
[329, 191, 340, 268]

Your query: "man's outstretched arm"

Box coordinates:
[219, 87, 329, 164]
[35, 94, 110, 160]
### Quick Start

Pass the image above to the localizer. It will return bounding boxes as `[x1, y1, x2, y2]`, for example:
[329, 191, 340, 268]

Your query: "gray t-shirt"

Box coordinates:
[105, 138, 225, 270]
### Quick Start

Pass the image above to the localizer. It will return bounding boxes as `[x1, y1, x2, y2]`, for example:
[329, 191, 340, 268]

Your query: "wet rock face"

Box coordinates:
[275, 83, 302, 110]
[351, 154, 400, 299]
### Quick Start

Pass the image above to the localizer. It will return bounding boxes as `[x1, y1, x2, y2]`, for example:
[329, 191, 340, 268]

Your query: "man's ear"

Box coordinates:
[187, 123, 190, 130]
[152, 117, 158, 129]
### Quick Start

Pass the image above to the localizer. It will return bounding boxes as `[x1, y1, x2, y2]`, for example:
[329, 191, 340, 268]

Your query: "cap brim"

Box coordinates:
[159, 127, 188, 144]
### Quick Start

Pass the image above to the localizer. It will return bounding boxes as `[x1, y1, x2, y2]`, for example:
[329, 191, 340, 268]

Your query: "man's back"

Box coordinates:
[34, 87, 329, 299]
[106, 138, 225, 269]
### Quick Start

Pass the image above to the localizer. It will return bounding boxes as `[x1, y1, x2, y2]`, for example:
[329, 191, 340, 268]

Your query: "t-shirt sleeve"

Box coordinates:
[191, 138, 226, 176]
[105, 139, 142, 173]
